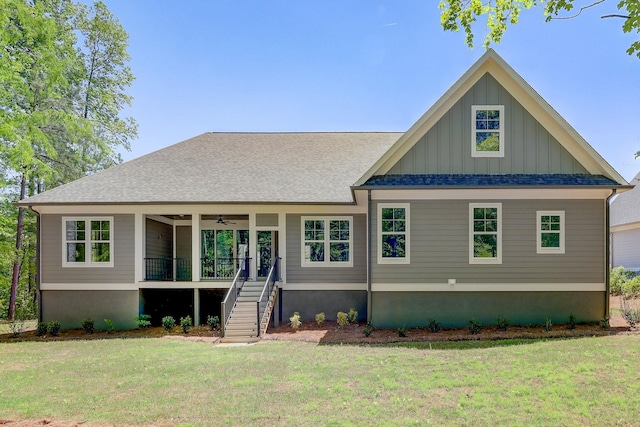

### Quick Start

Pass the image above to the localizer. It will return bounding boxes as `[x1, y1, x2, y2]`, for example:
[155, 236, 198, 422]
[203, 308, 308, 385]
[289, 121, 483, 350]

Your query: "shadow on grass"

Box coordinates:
[367, 337, 558, 350]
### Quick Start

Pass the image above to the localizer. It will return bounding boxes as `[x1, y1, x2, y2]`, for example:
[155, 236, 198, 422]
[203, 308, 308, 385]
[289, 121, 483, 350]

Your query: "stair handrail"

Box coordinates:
[256, 257, 279, 336]
[220, 257, 248, 335]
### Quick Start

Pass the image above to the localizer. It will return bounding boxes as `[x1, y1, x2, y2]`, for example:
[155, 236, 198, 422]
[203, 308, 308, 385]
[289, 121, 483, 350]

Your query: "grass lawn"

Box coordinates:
[1, 336, 639, 426]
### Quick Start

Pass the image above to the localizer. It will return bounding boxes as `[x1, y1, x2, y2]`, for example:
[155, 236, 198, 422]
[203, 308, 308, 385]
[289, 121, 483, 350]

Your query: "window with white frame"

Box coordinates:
[301, 217, 352, 267]
[63, 217, 113, 267]
[469, 203, 502, 264]
[472, 105, 505, 157]
[537, 211, 565, 254]
[378, 203, 410, 264]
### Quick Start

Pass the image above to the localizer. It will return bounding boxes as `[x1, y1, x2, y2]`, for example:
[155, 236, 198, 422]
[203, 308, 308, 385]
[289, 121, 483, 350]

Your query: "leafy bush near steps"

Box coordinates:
[162, 316, 176, 331]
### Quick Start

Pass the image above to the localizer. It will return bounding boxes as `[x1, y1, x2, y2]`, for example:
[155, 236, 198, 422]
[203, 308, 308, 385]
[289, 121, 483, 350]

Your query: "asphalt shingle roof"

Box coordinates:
[361, 174, 622, 188]
[611, 171, 640, 227]
[19, 132, 402, 205]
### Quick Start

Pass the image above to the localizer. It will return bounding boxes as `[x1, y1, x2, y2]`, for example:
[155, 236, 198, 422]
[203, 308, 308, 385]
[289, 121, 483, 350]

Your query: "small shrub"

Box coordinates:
[397, 326, 408, 337]
[206, 315, 220, 330]
[568, 313, 577, 330]
[610, 266, 638, 295]
[180, 315, 192, 334]
[620, 295, 640, 327]
[48, 321, 61, 337]
[600, 316, 610, 329]
[136, 314, 152, 328]
[103, 319, 115, 333]
[289, 312, 302, 330]
[363, 323, 373, 337]
[622, 276, 640, 296]
[8, 319, 25, 338]
[496, 316, 509, 332]
[162, 316, 176, 331]
[336, 311, 349, 327]
[81, 317, 95, 334]
[468, 318, 481, 335]
[427, 318, 441, 333]
[36, 322, 48, 337]
[315, 312, 325, 326]
[543, 318, 553, 332]
[347, 308, 358, 324]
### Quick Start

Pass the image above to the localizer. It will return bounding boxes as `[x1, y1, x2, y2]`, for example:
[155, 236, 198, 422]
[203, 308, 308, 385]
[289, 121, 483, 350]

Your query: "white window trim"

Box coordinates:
[471, 105, 505, 158]
[377, 203, 410, 265]
[537, 211, 565, 254]
[469, 203, 502, 264]
[300, 216, 353, 267]
[62, 217, 114, 268]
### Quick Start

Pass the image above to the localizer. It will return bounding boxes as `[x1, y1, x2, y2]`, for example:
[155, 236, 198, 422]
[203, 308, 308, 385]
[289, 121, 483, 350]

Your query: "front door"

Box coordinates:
[256, 230, 278, 278]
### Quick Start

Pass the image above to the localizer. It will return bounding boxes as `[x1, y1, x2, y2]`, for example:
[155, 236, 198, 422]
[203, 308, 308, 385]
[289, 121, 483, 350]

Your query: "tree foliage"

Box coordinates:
[439, 0, 640, 58]
[0, 0, 136, 320]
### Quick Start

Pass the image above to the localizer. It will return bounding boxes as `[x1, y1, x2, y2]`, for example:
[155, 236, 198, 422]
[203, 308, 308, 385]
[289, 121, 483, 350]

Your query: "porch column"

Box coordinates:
[249, 213, 257, 281]
[134, 213, 144, 283]
[191, 214, 201, 282]
[193, 289, 200, 326]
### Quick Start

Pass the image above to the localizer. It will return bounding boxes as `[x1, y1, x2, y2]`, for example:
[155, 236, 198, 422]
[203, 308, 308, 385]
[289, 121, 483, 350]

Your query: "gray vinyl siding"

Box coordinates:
[286, 214, 367, 283]
[145, 218, 172, 258]
[176, 226, 192, 259]
[256, 213, 278, 227]
[612, 227, 640, 270]
[41, 214, 135, 283]
[372, 199, 605, 284]
[281, 290, 367, 322]
[388, 73, 588, 175]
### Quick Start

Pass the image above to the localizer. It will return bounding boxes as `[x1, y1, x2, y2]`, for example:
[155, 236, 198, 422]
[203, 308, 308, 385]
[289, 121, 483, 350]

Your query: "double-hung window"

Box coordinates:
[63, 217, 114, 267]
[469, 203, 502, 264]
[301, 217, 352, 267]
[537, 211, 565, 254]
[378, 203, 410, 264]
[472, 105, 505, 157]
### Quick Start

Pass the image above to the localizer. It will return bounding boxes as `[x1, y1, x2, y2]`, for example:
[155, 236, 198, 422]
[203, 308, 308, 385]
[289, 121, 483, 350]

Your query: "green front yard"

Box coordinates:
[1, 336, 639, 426]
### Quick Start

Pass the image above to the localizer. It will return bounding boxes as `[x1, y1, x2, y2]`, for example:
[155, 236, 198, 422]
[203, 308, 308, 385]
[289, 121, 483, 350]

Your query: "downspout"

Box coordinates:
[605, 189, 617, 319]
[367, 190, 372, 324]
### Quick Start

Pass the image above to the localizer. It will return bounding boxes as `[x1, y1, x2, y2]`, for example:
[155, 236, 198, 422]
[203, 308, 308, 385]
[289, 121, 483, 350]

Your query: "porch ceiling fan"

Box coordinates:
[216, 215, 236, 225]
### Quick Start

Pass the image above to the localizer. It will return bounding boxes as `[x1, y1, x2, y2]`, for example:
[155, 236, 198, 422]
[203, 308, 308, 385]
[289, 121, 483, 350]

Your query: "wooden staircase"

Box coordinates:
[220, 282, 277, 344]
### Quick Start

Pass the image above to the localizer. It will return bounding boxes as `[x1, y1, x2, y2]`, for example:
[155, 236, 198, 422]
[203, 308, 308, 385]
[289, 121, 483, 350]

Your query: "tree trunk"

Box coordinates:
[8, 173, 27, 321]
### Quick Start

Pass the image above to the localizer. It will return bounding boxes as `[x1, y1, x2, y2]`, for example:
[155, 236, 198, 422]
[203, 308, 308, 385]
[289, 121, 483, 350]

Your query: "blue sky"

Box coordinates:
[104, 1, 640, 181]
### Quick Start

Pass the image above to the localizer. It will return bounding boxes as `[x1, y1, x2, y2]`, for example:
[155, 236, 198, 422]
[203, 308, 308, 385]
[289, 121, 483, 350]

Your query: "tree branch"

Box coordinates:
[549, 0, 607, 20]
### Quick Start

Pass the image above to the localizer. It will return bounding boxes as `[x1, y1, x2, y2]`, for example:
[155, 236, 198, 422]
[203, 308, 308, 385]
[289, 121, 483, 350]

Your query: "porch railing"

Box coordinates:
[257, 257, 279, 336]
[144, 258, 192, 281]
[220, 260, 249, 335]
[201, 257, 251, 280]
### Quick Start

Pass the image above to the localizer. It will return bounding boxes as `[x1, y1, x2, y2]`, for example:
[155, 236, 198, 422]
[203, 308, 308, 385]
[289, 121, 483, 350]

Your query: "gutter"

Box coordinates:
[605, 189, 617, 319]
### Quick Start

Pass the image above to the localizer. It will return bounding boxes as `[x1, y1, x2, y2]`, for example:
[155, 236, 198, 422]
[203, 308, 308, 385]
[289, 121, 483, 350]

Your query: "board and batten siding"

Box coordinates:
[286, 214, 367, 284]
[41, 214, 135, 283]
[612, 227, 640, 270]
[387, 73, 588, 175]
[371, 199, 605, 284]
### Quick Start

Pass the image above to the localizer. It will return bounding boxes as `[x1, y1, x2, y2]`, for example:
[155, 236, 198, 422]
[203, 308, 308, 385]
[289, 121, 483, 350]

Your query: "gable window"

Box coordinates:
[63, 217, 113, 267]
[301, 217, 352, 267]
[537, 211, 565, 254]
[472, 105, 504, 157]
[378, 203, 410, 264]
[469, 203, 502, 264]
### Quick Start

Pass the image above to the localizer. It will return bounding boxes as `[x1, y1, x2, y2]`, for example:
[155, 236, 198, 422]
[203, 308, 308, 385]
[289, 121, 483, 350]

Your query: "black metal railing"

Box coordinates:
[257, 257, 279, 336]
[201, 257, 250, 280]
[144, 258, 192, 281]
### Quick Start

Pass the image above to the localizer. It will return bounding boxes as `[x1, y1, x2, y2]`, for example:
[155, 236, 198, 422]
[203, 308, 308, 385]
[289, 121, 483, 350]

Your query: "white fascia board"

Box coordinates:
[370, 188, 612, 201]
[372, 282, 605, 292]
[611, 222, 640, 233]
[280, 283, 367, 291]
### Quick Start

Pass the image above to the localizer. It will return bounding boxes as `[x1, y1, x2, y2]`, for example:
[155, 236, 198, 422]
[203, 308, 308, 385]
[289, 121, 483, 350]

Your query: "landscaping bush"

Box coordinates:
[81, 317, 95, 334]
[568, 313, 576, 330]
[610, 266, 638, 294]
[622, 276, 640, 296]
[162, 316, 176, 331]
[36, 322, 48, 337]
[289, 312, 302, 330]
[468, 318, 481, 334]
[428, 318, 441, 333]
[397, 326, 408, 337]
[206, 315, 219, 330]
[180, 316, 192, 333]
[347, 308, 358, 324]
[496, 316, 509, 332]
[620, 295, 640, 327]
[600, 316, 610, 329]
[104, 319, 115, 333]
[336, 311, 349, 327]
[315, 312, 325, 326]
[543, 318, 553, 332]
[363, 323, 373, 337]
[48, 321, 61, 336]
[136, 314, 151, 328]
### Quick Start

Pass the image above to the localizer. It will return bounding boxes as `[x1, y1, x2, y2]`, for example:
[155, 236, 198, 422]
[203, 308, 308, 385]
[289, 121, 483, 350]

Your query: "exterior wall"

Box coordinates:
[41, 214, 135, 283]
[285, 214, 367, 284]
[257, 213, 278, 227]
[176, 226, 192, 259]
[612, 227, 640, 270]
[388, 74, 589, 175]
[41, 290, 138, 329]
[371, 199, 605, 284]
[280, 290, 367, 322]
[371, 291, 605, 328]
[145, 218, 172, 258]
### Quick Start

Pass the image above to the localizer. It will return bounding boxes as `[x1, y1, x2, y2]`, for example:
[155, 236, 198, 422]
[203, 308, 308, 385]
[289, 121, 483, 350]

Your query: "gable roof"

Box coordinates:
[611, 171, 640, 227]
[19, 132, 401, 205]
[354, 49, 628, 186]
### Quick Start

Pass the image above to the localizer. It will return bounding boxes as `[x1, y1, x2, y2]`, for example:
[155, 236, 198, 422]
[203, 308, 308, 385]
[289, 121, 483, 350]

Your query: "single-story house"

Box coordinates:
[611, 171, 640, 270]
[18, 49, 630, 341]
